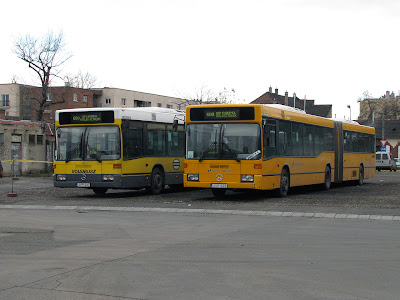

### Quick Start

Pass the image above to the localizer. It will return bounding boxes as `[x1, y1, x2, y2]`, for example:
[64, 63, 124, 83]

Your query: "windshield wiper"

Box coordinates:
[199, 142, 217, 162]
[222, 142, 240, 162]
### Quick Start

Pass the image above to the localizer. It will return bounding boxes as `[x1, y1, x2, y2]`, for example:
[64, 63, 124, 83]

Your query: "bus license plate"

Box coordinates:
[76, 183, 91, 187]
[211, 184, 227, 188]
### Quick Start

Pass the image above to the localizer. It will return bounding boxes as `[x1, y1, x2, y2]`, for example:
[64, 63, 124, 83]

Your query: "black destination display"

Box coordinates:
[190, 107, 255, 121]
[59, 111, 114, 125]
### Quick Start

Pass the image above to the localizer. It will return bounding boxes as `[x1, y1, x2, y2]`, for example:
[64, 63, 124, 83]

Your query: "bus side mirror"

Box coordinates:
[172, 119, 178, 132]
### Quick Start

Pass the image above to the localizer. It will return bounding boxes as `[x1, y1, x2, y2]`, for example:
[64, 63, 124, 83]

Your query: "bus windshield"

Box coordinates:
[56, 126, 121, 161]
[186, 123, 261, 161]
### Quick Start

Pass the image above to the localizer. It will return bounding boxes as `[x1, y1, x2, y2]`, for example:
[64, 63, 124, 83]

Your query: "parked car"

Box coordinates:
[376, 152, 397, 171]
[395, 158, 400, 169]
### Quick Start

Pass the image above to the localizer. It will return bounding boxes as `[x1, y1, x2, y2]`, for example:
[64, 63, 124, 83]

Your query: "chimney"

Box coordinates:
[284, 91, 289, 106]
[269, 86, 272, 93]
[293, 93, 296, 107]
[275, 88, 278, 94]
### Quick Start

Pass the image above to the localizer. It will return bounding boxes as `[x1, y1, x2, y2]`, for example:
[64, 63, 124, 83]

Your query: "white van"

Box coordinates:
[376, 152, 397, 171]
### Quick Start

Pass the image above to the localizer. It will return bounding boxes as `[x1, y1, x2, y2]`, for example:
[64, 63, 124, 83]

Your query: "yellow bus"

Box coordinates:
[54, 107, 185, 194]
[184, 104, 376, 198]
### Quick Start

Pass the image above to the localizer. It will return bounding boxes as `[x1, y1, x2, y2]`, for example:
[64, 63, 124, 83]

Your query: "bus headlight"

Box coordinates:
[187, 174, 199, 181]
[102, 175, 114, 181]
[241, 175, 254, 182]
[56, 175, 67, 181]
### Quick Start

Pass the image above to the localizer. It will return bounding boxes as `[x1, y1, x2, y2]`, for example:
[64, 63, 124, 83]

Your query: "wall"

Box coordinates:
[99, 88, 189, 110]
[0, 120, 49, 176]
[0, 84, 21, 118]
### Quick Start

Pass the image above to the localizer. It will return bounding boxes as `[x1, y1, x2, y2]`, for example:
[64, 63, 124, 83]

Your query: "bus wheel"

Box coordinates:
[357, 166, 364, 186]
[322, 166, 331, 190]
[93, 188, 108, 195]
[147, 167, 164, 195]
[212, 188, 226, 199]
[276, 168, 289, 198]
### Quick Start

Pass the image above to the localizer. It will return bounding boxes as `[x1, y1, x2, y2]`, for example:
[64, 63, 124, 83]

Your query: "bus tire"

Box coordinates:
[322, 165, 331, 190]
[93, 188, 108, 195]
[212, 188, 226, 199]
[357, 165, 364, 186]
[276, 168, 289, 198]
[147, 167, 164, 195]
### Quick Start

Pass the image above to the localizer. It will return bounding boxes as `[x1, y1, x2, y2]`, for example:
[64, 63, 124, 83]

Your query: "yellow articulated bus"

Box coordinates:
[184, 104, 376, 198]
[54, 107, 185, 194]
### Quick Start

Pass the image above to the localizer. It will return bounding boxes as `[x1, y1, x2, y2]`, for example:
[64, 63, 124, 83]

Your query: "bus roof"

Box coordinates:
[186, 103, 375, 133]
[55, 107, 185, 124]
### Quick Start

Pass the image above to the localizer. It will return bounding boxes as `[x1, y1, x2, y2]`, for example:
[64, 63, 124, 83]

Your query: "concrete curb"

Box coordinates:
[1, 204, 399, 221]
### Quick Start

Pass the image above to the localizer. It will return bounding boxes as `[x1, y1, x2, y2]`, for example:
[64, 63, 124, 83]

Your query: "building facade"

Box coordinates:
[358, 91, 400, 158]
[359, 91, 400, 121]
[0, 83, 195, 175]
[250, 87, 332, 118]
[0, 83, 23, 119]
[97, 88, 189, 110]
[0, 119, 52, 176]
[0, 83, 102, 175]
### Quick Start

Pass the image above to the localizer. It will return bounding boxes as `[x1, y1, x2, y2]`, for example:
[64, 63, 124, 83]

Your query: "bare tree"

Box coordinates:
[64, 71, 97, 89]
[13, 31, 72, 121]
[180, 85, 239, 105]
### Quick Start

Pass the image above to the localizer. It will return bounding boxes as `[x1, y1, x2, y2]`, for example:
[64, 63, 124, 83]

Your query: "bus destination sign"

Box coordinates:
[190, 107, 255, 121]
[72, 113, 102, 123]
[205, 109, 239, 120]
[59, 111, 114, 125]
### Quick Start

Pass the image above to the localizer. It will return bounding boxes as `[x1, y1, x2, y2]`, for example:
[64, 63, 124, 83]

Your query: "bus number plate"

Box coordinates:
[76, 183, 91, 187]
[211, 184, 227, 188]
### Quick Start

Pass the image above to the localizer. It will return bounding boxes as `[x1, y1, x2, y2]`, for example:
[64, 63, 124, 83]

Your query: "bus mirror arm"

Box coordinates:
[172, 115, 185, 132]
[172, 119, 178, 132]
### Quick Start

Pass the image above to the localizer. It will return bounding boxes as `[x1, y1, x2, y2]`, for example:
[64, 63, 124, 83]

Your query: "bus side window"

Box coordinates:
[122, 121, 143, 160]
[304, 125, 314, 156]
[291, 122, 303, 156]
[167, 124, 185, 156]
[278, 120, 291, 156]
[263, 120, 277, 159]
[146, 123, 166, 156]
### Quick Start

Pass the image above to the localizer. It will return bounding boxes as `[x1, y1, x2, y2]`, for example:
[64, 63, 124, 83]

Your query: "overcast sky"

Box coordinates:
[1, 0, 399, 119]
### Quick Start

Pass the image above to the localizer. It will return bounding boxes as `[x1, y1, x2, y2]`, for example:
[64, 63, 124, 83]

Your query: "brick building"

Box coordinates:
[1, 83, 102, 175]
[251, 87, 332, 118]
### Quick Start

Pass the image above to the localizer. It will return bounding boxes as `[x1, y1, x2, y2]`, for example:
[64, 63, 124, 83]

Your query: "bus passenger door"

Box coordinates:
[334, 121, 343, 183]
[263, 119, 277, 159]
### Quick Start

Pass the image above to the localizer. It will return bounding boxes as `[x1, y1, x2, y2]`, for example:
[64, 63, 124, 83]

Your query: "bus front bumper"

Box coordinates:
[184, 180, 258, 190]
[53, 174, 123, 188]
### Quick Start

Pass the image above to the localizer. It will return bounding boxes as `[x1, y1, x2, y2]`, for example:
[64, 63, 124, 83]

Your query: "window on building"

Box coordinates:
[105, 98, 111, 105]
[37, 135, 43, 144]
[29, 134, 35, 144]
[0, 133, 4, 144]
[134, 100, 151, 107]
[1, 94, 9, 106]
[83, 96, 88, 103]
[166, 104, 173, 109]
[122, 98, 126, 106]
[46, 93, 53, 101]
[157, 103, 162, 107]
[73, 93, 78, 102]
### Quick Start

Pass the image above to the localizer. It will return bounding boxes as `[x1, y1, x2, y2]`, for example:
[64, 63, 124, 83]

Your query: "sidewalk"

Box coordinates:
[0, 176, 53, 193]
